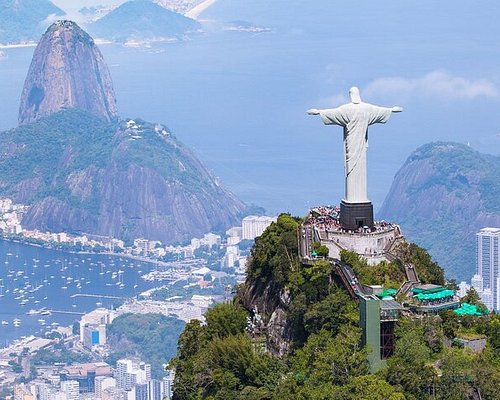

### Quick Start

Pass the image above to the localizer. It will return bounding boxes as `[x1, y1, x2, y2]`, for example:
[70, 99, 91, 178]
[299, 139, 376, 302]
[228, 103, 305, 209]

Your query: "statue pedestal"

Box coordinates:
[340, 201, 374, 231]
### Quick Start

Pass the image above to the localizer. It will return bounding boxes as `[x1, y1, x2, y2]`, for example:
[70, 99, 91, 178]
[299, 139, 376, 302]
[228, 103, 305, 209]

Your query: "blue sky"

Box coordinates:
[1, 0, 499, 215]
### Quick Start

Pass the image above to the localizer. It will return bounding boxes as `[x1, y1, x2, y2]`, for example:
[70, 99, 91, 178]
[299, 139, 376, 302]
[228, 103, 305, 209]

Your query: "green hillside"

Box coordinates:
[379, 142, 500, 280]
[169, 214, 500, 399]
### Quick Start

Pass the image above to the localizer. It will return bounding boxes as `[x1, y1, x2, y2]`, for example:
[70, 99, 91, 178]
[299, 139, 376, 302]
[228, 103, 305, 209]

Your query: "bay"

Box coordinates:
[0, 239, 162, 345]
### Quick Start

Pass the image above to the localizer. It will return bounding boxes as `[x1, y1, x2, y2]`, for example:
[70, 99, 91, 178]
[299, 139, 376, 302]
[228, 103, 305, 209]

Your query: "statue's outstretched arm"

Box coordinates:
[307, 108, 320, 115]
[392, 106, 403, 113]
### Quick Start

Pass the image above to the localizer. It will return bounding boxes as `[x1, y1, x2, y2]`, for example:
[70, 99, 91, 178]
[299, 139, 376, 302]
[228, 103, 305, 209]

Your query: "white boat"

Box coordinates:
[1, 320, 8, 325]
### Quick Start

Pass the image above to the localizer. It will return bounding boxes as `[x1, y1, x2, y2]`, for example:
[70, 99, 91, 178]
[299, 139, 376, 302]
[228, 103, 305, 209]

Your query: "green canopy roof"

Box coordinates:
[377, 288, 397, 299]
[454, 303, 489, 316]
[415, 289, 455, 301]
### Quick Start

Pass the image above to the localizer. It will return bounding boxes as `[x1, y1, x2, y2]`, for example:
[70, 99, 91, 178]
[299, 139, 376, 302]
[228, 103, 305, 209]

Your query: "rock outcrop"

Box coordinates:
[379, 142, 500, 280]
[18, 21, 118, 125]
[1, 21, 248, 243]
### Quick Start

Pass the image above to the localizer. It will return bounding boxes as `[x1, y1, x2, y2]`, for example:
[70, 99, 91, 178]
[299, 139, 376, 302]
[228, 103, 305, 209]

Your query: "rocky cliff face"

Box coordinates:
[18, 21, 118, 125]
[379, 142, 500, 279]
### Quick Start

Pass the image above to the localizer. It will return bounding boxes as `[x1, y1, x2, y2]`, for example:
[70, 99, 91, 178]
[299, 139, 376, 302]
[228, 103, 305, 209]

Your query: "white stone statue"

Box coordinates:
[308, 87, 402, 203]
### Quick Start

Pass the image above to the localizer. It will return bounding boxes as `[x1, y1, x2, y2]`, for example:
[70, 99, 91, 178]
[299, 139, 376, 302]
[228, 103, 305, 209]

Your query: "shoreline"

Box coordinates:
[185, 0, 218, 19]
[0, 43, 37, 49]
[0, 236, 172, 268]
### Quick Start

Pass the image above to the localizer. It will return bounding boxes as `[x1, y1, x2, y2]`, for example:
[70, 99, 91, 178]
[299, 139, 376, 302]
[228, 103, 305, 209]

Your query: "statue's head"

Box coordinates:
[349, 87, 361, 104]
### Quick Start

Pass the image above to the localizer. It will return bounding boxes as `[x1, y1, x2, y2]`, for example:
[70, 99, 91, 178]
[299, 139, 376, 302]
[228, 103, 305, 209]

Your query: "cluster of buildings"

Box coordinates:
[0, 198, 26, 235]
[116, 294, 216, 323]
[467, 227, 500, 310]
[1, 207, 279, 398]
[12, 360, 174, 400]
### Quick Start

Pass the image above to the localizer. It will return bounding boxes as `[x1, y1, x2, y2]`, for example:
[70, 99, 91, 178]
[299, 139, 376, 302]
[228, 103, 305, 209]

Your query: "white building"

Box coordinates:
[80, 308, 115, 343]
[476, 228, 500, 310]
[242, 216, 277, 240]
[162, 370, 175, 400]
[116, 359, 151, 391]
[458, 281, 470, 298]
[60, 380, 79, 400]
[95, 376, 116, 397]
[203, 233, 221, 248]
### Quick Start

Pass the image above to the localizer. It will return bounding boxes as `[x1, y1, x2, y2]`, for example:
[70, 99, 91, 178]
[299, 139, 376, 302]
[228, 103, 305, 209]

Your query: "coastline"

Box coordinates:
[0, 43, 37, 49]
[0, 236, 172, 268]
[185, 0, 218, 19]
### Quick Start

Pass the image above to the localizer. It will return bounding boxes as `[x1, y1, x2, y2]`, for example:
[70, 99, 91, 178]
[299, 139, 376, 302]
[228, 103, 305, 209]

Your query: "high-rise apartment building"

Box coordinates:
[475, 227, 500, 310]
[242, 216, 277, 240]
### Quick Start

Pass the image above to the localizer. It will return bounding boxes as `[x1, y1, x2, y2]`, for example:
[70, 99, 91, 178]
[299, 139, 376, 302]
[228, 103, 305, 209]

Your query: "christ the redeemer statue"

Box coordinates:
[308, 87, 402, 230]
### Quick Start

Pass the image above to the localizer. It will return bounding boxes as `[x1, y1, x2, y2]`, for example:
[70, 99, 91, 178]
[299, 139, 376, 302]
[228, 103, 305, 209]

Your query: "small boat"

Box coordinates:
[1, 320, 8, 325]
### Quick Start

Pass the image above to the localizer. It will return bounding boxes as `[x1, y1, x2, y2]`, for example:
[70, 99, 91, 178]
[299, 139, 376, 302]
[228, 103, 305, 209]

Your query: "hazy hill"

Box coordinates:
[0, 110, 246, 244]
[0, 0, 64, 44]
[379, 142, 500, 280]
[88, 0, 200, 43]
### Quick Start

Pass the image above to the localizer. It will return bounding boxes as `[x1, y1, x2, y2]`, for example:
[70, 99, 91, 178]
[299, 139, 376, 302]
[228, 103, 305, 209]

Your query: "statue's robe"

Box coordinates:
[320, 102, 393, 203]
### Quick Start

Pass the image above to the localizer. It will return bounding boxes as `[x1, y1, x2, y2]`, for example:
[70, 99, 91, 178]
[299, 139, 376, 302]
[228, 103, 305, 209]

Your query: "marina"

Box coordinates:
[0, 239, 169, 344]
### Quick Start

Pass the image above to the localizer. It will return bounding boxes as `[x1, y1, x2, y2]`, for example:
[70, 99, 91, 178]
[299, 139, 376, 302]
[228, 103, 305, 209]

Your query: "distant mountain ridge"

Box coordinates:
[0, 0, 64, 44]
[379, 142, 500, 280]
[88, 0, 200, 43]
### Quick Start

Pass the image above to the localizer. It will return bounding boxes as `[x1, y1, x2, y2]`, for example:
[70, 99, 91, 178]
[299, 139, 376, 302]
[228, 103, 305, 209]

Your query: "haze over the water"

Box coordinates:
[1, 0, 499, 215]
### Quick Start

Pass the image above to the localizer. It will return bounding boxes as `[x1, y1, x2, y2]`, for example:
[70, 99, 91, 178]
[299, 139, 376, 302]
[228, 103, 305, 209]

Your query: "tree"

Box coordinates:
[303, 289, 357, 336]
[386, 319, 436, 398]
[461, 287, 481, 306]
[312, 242, 329, 258]
[331, 375, 406, 400]
[436, 348, 475, 400]
[204, 303, 247, 341]
[72, 321, 80, 336]
[439, 310, 459, 339]
[291, 326, 368, 388]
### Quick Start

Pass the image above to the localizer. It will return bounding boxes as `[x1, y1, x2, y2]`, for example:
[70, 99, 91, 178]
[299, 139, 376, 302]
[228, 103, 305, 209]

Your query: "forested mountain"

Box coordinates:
[379, 142, 500, 280]
[169, 214, 500, 399]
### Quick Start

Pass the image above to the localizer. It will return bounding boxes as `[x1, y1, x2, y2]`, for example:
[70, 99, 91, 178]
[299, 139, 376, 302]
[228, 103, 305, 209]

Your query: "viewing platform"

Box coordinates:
[299, 205, 404, 265]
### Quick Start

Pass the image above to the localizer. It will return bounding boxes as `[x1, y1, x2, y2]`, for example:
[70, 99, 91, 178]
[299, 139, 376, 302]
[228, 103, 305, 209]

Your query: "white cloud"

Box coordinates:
[41, 13, 65, 28]
[364, 70, 498, 101]
[324, 94, 348, 107]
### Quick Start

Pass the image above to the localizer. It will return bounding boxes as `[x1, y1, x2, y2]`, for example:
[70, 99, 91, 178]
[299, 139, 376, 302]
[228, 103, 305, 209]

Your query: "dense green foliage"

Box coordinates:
[88, 0, 200, 43]
[171, 214, 500, 399]
[0, 110, 115, 209]
[107, 313, 185, 378]
[171, 304, 283, 400]
[0, 0, 64, 44]
[32, 342, 91, 365]
[246, 214, 301, 287]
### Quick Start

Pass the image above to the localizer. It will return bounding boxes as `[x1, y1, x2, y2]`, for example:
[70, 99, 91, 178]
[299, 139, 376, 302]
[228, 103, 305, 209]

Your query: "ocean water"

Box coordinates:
[0, 240, 161, 345]
[0, 0, 499, 217]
